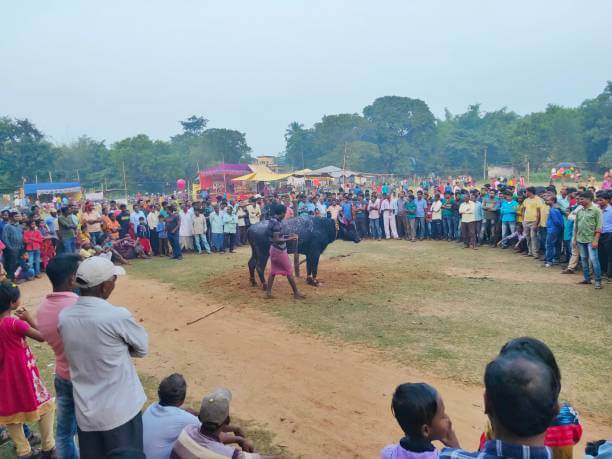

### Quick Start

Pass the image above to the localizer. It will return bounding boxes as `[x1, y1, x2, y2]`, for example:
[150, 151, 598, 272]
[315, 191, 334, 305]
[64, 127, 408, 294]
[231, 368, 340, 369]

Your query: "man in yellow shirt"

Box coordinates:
[522, 187, 543, 257]
[537, 194, 550, 260]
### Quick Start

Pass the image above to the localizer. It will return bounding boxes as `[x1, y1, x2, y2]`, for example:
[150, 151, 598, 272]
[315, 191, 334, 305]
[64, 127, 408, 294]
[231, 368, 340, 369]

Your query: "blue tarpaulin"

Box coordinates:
[23, 182, 81, 195]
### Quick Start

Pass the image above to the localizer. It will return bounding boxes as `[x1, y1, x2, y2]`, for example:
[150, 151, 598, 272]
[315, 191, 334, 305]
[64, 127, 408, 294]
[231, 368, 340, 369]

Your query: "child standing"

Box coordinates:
[0, 282, 56, 457]
[156, 215, 169, 256]
[137, 216, 152, 255]
[39, 221, 56, 272]
[381, 383, 459, 459]
[23, 221, 43, 278]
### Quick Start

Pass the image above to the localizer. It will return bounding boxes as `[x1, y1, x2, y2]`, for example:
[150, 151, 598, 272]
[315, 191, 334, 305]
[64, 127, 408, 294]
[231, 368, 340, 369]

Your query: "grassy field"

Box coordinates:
[128, 240, 612, 424]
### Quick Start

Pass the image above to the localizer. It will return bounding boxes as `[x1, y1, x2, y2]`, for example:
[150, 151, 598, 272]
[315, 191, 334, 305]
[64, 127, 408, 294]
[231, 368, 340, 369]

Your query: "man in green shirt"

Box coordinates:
[574, 191, 603, 289]
[58, 206, 77, 253]
[405, 195, 417, 242]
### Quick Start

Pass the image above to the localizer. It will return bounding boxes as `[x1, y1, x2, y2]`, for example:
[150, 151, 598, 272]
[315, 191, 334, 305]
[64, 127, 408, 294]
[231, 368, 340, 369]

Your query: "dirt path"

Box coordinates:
[22, 277, 612, 458]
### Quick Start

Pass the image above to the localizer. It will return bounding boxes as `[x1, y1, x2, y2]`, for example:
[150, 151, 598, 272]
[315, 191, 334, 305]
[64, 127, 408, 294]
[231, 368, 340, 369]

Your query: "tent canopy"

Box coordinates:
[24, 182, 81, 195]
[233, 171, 291, 182]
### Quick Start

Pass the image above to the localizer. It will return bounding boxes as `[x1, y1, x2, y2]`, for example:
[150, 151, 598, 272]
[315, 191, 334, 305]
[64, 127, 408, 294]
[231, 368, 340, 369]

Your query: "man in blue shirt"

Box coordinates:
[544, 196, 564, 267]
[440, 353, 558, 459]
[414, 190, 427, 240]
[499, 191, 519, 240]
[341, 196, 353, 223]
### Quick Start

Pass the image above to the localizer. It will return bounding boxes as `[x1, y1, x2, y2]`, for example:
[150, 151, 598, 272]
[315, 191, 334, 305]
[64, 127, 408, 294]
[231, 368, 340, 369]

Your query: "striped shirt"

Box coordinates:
[440, 440, 552, 459]
[170, 424, 260, 459]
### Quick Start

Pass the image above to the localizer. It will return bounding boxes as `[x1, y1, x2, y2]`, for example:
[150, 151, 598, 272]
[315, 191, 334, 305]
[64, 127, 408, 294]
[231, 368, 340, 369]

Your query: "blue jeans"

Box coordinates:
[545, 230, 561, 263]
[167, 232, 182, 258]
[369, 219, 381, 239]
[18, 268, 35, 280]
[415, 217, 425, 239]
[55, 376, 79, 459]
[578, 242, 601, 282]
[501, 221, 516, 240]
[194, 233, 211, 253]
[452, 215, 461, 240]
[211, 233, 224, 251]
[27, 250, 41, 276]
[442, 216, 454, 240]
[62, 237, 76, 253]
[89, 231, 103, 245]
[431, 220, 442, 239]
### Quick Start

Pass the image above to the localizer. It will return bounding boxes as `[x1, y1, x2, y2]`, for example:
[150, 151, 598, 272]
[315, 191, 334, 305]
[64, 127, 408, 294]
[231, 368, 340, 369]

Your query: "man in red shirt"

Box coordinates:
[37, 254, 81, 459]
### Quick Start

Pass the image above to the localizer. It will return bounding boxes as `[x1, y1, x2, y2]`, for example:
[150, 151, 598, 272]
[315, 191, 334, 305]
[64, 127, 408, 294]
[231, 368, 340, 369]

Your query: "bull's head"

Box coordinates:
[338, 220, 361, 243]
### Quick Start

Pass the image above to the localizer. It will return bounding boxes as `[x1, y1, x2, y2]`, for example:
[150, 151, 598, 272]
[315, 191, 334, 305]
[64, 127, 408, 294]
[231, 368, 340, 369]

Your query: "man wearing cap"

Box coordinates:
[171, 388, 281, 459]
[59, 257, 148, 457]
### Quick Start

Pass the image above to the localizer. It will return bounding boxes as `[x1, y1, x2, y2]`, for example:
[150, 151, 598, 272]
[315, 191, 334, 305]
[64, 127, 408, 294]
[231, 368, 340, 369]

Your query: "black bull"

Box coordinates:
[247, 216, 361, 287]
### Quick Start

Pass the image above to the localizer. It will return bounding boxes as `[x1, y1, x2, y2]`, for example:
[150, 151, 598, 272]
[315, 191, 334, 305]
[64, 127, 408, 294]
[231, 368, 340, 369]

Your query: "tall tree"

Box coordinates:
[362, 96, 436, 173]
[54, 136, 111, 184]
[179, 115, 208, 136]
[581, 81, 612, 164]
[284, 122, 315, 169]
[0, 117, 54, 188]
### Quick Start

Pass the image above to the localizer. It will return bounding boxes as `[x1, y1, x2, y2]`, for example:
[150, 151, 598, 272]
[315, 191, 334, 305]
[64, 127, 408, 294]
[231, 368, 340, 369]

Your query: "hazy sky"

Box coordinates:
[2, 1, 611, 156]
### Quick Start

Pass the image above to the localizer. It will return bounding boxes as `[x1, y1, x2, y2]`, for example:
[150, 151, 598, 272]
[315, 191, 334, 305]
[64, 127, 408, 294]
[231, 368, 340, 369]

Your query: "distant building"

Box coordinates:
[255, 155, 281, 173]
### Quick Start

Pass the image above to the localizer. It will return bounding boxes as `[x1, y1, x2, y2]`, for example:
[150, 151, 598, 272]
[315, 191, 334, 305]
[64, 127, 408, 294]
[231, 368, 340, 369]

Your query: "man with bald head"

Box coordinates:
[440, 353, 559, 459]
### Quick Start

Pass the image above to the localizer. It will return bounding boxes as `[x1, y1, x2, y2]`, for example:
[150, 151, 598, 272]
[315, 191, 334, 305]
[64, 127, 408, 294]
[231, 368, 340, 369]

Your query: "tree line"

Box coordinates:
[0, 115, 252, 193]
[1, 82, 610, 194]
[284, 81, 612, 176]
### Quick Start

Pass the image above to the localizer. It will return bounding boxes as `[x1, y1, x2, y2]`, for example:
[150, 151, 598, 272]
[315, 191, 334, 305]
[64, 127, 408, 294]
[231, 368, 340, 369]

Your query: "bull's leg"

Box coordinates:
[257, 253, 269, 290]
[248, 254, 257, 287]
[306, 254, 319, 286]
[310, 252, 321, 286]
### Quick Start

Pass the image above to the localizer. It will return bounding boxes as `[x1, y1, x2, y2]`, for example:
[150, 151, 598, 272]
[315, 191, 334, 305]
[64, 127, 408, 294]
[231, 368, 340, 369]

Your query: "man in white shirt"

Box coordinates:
[380, 194, 399, 239]
[430, 193, 443, 240]
[147, 204, 160, 255]
[246, 198, 261, 225]
[59, 257, 148, 457]
[459, 193, 477, 249]
[179, 204, 194, 251]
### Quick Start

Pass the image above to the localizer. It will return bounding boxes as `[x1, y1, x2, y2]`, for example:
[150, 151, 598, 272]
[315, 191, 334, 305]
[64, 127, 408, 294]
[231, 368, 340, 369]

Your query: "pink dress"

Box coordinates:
[0, 317, 53, 424]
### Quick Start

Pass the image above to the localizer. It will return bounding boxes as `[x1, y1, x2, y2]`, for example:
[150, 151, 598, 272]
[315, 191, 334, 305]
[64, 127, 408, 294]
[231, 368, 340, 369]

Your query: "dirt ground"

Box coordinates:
[21, 273, 612, 459]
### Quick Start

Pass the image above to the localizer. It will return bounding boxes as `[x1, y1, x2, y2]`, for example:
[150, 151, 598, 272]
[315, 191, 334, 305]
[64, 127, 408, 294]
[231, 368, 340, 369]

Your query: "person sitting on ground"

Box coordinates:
[440, 350, 559, 459]
[381, 383, 459, 459]
[143, 374, 201, 459]
[79, 240, 96, 259]
[171, 388, 281, 459]
[15, 251, 35, 283]
[497, 223, 526, 250]
[144, 374, 252, 459]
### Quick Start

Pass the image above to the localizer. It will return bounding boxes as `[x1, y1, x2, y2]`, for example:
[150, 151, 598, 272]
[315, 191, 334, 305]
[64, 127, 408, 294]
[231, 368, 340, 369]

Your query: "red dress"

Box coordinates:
[0, 317, 53, 424]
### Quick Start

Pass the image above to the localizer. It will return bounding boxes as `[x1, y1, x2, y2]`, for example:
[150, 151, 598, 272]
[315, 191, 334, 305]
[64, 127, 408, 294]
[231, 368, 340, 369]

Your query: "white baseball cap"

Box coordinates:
[75, 257, 126, 288]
